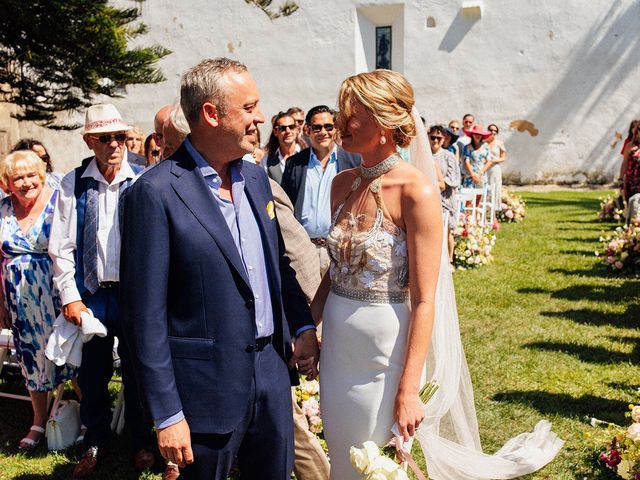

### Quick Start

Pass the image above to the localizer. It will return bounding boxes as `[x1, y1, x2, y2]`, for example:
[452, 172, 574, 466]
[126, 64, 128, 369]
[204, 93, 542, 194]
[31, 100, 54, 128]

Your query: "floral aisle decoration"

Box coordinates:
[598, 194, 625, 222]
[592, 404, 640, 479]
[497, 190, 526, 222]
[597, 223, 640, 273]
[453, 215, 496, 270]
[349, 383, 438, 480]
[295, 377, 326, 450]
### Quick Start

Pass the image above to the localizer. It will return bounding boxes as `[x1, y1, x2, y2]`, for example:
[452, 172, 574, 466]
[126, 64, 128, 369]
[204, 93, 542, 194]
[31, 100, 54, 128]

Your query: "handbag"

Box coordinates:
[46, 384, 81, 451]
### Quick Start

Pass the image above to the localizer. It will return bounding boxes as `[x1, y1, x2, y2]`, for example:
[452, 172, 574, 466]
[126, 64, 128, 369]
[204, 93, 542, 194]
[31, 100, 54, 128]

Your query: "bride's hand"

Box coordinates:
[394, 390, 425, 442]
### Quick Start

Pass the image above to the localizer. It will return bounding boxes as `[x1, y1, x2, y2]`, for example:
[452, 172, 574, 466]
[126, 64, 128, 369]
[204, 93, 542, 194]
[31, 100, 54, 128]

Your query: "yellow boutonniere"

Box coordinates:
[266, 200, 275, 220]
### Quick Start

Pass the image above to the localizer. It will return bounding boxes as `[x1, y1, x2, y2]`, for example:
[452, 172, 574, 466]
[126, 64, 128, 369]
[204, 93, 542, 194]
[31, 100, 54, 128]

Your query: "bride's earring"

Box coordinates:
[379, 134, 386, 145]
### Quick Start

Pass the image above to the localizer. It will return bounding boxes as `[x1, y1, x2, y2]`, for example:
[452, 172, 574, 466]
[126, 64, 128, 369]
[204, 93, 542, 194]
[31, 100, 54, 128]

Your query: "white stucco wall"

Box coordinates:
[5, 0, 640, 183]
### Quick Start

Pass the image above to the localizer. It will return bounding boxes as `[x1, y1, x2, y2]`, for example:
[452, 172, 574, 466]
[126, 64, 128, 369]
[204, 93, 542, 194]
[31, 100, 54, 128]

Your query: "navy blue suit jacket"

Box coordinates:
[119, 143, 313, 434]
[280, 146, 361, 222]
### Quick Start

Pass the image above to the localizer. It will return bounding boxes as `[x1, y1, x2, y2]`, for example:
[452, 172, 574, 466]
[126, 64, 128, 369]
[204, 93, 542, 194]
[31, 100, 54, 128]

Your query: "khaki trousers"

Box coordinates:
[292, 389, 330, 480]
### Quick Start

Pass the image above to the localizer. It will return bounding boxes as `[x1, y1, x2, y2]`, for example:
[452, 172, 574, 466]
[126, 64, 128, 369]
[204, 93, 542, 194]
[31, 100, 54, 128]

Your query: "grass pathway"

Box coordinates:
[0, 190, 637, 479]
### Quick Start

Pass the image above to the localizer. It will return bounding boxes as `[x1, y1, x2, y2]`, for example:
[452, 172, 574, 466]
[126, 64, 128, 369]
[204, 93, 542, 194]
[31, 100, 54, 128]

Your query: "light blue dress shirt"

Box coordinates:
[300, 145, 338, 239]
[156, 138, 276, 429]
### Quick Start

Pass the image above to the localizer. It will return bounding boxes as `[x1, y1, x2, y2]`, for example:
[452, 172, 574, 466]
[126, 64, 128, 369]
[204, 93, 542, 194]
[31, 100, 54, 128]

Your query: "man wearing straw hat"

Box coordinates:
[49, 104, 154, 478]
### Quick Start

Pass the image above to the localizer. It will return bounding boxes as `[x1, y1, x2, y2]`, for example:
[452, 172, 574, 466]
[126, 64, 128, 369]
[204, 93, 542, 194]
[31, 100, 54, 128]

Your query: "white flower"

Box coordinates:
[617, 459, 635, 479]
[627, 422, 640, 441]
[380, 230, 395, 246]
[367, 455, 401, 479]
[388, 468, 410, 480]
[300, 379, 319, 395]
[308, 415, 323, 434]
[394, 241, 407, 257]
[301, 397, 320, 418]
[368, 257, 389, 273]
[361, 270, 376, 289]
[350, 441, 380, 474]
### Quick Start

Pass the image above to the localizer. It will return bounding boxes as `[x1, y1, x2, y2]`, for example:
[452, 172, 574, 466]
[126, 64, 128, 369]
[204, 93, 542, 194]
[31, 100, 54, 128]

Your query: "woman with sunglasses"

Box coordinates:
[485, 124, 506, 209]
[144, 134, 161, 166]
[265, 111, 301, 184]
[460, 125, 493, 188]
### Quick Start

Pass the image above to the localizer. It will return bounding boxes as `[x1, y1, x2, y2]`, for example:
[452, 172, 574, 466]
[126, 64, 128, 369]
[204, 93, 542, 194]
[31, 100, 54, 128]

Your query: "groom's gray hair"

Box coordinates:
[180, 57, 248, 126]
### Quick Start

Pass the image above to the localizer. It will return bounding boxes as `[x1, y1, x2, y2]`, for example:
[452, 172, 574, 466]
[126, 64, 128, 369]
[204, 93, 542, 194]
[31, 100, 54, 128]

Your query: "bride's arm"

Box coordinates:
[395, 171, 443, 442]
[310, 271, 330, 326]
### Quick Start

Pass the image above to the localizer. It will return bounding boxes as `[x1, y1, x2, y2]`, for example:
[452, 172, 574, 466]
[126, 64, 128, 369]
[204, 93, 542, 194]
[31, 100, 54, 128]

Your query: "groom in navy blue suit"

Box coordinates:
[119, 58, 319, 480]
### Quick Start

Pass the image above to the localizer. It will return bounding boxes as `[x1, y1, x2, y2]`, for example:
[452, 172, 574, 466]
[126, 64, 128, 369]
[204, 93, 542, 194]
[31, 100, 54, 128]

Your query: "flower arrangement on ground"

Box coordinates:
[453, 215, 496, 270]
[497, 190, 526, 222]
[597, 222, 640, 273]
[295, 377, 326, 449]
[598, 194, 625, 222]
[349, 383, 438, 480]
[593, 404, 640, 479]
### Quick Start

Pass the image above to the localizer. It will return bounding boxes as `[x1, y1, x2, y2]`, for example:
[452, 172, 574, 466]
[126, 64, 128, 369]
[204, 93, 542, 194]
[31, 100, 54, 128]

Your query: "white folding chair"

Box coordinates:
[458, 186, 487, 225]
[0, 328, 31, 402]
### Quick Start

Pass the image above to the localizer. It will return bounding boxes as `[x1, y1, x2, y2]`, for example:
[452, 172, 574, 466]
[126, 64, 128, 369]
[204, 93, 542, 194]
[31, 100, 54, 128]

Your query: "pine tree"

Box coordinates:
[0, 0, 170, 128]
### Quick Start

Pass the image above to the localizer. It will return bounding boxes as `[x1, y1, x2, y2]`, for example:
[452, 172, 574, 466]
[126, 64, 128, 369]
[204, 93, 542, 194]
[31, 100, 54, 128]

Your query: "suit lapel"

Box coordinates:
[169, 153, 251, 289]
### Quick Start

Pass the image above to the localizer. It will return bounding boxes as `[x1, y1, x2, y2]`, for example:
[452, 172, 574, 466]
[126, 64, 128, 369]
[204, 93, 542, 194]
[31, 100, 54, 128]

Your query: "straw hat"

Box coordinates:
[82, 104, 132, 135]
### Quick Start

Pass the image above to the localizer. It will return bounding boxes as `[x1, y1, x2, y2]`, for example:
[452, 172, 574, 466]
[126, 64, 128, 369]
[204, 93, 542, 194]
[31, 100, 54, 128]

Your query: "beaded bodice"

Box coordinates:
[326, 175, 409, 303]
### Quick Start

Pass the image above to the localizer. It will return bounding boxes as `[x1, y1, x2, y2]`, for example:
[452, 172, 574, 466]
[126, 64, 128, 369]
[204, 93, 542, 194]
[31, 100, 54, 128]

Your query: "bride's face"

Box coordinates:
[339, 101, 382, 154]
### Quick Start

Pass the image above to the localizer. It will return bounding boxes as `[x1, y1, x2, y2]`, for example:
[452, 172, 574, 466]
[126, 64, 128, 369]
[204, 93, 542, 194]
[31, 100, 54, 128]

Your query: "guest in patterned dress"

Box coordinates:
[10, 138, 63, 189]
[461, 124, 493, 188]
[0, 150, 77, 450]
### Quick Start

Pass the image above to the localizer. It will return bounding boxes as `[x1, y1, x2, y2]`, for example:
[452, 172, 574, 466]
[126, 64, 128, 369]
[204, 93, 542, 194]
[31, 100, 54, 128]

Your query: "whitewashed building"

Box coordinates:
[1, 0, 638, 183]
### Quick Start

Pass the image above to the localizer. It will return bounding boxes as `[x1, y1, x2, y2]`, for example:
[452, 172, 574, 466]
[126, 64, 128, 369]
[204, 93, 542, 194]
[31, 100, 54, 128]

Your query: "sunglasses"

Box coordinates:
[274, 124, 297, 133]
[91, 133, 127, 144]
[429, 136, 444, 142]
[295, 119, 304, 126]
[40, 154, 51, 162]
[449, 126, 460, 130]
[151, 149, 160, 157]
[489, 129, 498, 134]
[309, 123, 334, 133]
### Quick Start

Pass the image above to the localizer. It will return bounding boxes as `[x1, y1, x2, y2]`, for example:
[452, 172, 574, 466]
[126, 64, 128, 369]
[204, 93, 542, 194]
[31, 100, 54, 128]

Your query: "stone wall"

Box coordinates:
[9, 0, 640, 183]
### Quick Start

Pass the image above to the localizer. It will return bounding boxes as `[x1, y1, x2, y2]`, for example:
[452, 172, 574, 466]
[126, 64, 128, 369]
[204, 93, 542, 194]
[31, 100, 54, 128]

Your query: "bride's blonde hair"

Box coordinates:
[337, 69, 416, 148]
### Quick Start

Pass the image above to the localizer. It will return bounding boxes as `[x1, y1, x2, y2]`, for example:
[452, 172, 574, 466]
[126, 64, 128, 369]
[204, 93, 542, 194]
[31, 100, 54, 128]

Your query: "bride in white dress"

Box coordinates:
[312, 70, 563, 480]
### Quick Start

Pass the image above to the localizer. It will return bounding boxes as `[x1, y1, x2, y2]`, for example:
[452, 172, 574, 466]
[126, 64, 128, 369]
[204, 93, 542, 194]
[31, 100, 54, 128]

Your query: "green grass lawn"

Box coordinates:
[0, 190, 637, 479]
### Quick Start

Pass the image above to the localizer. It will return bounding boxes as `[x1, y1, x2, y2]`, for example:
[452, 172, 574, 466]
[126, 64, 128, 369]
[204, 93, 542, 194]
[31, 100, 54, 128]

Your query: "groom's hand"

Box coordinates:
[290, 329, 320, 380]
[157, 418, 194, 468]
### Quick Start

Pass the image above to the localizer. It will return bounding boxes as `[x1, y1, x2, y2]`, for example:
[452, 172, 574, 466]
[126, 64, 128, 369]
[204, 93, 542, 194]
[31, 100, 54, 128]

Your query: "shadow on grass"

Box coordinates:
[519, 281, 640, 304]
[548, 267, 610, 278]
[541, 308, 640, 328]
[524, 341, 640, 364]
[492, 390, 628, 423]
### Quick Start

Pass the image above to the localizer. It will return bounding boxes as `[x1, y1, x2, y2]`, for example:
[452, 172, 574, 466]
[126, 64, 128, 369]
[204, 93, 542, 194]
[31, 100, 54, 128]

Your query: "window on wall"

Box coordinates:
[376, 26, 392, 69]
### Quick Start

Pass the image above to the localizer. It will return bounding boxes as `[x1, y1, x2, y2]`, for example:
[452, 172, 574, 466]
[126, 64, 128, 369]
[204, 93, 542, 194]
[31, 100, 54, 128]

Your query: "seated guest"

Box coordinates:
[281, 105, 361, 274]
[461, 124, 493, 188]
[10, 138, 63, 189]
[0, 150, 78, 450]
[429, 125, 460, 264]
[264, 111, 301, 183]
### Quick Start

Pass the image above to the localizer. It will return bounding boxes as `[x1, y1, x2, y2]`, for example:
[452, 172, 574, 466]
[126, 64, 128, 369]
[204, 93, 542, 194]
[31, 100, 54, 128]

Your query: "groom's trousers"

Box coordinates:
[181, 342, 294, 480]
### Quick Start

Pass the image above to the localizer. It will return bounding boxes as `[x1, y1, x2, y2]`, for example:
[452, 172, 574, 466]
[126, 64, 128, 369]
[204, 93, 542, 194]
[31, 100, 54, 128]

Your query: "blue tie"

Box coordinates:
[83, 179, 100, 294]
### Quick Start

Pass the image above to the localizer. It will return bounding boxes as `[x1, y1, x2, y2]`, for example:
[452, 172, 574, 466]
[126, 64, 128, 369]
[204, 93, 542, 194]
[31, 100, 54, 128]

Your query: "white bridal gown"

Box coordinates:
[319, 166, 563, 479]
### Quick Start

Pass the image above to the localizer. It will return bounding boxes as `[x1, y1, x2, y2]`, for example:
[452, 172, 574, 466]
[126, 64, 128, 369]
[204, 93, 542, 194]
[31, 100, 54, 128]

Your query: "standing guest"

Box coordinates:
[619, 119, 639, 163]
[457, 114, 475, 148]
[429, 125, 460, 264]
[264, 111, 301, 184]
[0, 150, 78, 451]
[153, 104, 173, 159]
[252, 127, 266, 164]
[49, 104, 154, 478]
[461, 124, 493, 188]
[126, 126, 146, 157]
[620, 126, 640, 209]
[163, 102, 189, 159]
[486, 124, 506, 210]
[119, 57, 319, 480]
[287, 106, 310, 148]
[144, 134, 162, 166]
[443, 126, 461, 161]
[10, 138, 63, 189]
[281, 105, 361, 275]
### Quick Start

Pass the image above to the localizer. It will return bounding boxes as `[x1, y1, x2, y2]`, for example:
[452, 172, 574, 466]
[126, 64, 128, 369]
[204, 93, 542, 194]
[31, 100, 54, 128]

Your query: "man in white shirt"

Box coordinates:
[49, 104, 154, 478]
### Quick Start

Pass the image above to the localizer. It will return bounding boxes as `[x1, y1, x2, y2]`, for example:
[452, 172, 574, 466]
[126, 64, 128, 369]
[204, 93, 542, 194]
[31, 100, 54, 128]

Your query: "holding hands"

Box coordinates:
[289, 329, 320, 380]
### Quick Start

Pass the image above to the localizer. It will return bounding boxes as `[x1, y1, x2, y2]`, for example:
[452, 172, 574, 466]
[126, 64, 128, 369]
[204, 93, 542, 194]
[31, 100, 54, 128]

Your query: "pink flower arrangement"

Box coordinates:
[453, 215, 496, 270]
[497, 190, 526, 223]
[594, 404, 640, 479]
[295, 378, 326, 451]
[598, 223, 640, 273]
[598, 194, 625, 222]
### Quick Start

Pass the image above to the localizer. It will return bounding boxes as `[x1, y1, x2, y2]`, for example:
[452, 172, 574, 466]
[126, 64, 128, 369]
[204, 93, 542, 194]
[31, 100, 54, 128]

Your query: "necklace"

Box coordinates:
[360, 153, 401, 179]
